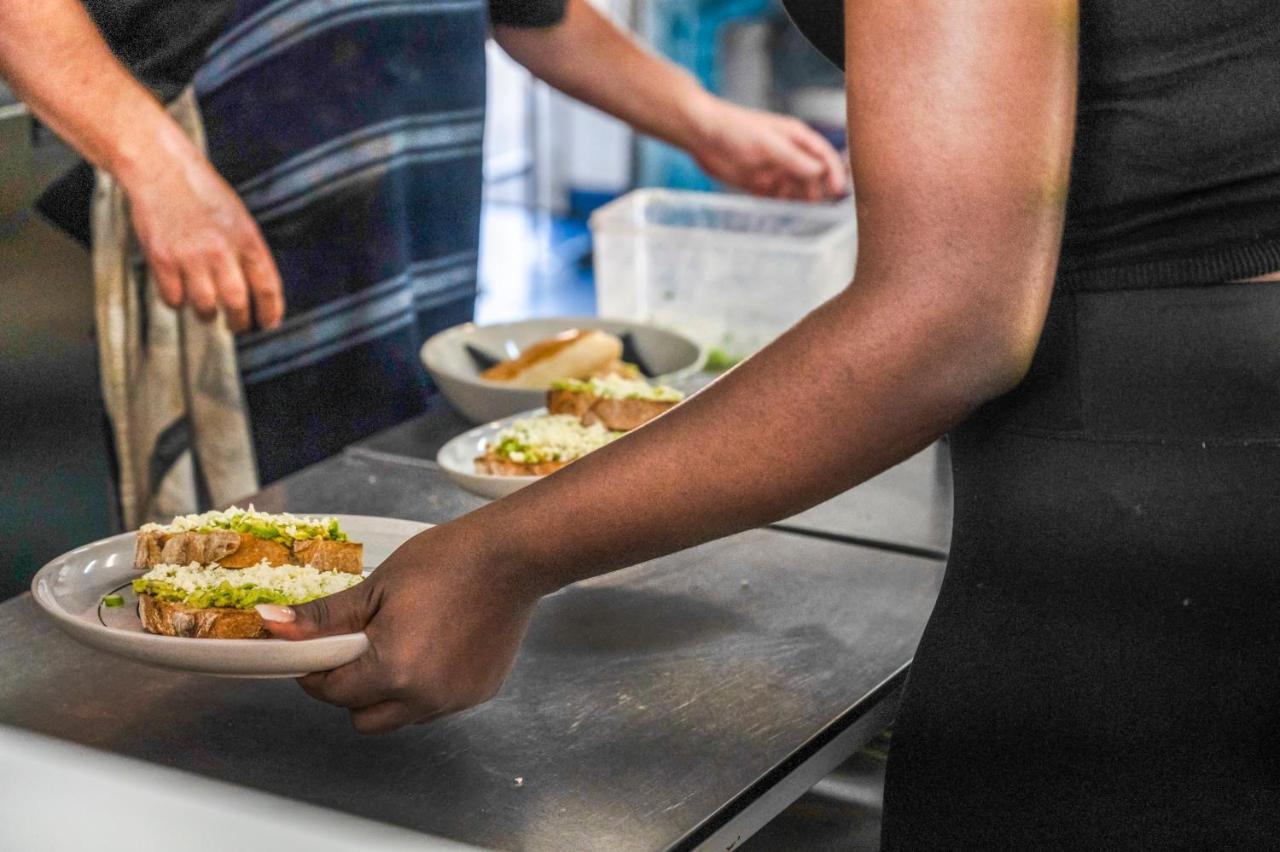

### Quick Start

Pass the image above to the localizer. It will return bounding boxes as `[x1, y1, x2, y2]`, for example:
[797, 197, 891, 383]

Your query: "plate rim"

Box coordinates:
[436, 407, 547, 485]
[30, 514, 432, 669]
[419, 315, 706, 388]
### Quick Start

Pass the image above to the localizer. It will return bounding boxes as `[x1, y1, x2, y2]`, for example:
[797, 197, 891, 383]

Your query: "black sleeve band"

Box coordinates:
[489, 0, 568, 28]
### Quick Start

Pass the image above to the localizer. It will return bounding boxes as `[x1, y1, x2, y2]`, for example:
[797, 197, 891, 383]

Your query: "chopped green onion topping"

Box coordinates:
[103, 594, 125, 608]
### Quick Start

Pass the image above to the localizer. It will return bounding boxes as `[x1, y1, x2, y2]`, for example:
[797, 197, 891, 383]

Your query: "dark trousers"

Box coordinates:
[884, 280, 1280, 848]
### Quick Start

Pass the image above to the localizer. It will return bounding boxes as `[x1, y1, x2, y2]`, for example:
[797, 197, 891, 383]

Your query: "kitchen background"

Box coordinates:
[0, 0, 845, 604]
[0, 5, 894, 848]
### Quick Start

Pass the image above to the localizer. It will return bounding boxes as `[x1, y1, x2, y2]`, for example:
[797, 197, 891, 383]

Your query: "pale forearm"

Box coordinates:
[493, 0, 714, 152]
[0, 0, 286, 330]
[0, 0, 200, 189]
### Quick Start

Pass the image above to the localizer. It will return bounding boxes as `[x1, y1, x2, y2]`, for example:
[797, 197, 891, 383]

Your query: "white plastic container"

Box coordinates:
[590, 189, 856, 360]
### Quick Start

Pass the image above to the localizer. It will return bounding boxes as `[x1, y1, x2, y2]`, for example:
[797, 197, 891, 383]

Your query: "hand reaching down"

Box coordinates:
[690, 97, 848, 202]
[124, 146, 284, 333]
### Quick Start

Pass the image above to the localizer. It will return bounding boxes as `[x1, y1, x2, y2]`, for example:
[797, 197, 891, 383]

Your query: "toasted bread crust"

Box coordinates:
[134, 530, 358, 572]
[216, 534, 294, 569]
[154, 530, 243, 567]
[474, 454, 571, 477]
[137, 593, 268, 639]
[134, 531, 164, 570]
[582, 397, 674, 431]
[545, 388, 596, 420]
[135, 530, 290, 571]
[293, 539, 364, 574]
[545, 388, 676, 432]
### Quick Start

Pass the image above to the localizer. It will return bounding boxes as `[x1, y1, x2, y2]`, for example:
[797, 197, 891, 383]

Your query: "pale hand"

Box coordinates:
[691, 97, 848, 202]
[124, 150, 284, 332]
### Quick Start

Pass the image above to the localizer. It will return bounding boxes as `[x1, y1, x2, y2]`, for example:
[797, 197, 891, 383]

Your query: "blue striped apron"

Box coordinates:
[195, 0, 487, 482]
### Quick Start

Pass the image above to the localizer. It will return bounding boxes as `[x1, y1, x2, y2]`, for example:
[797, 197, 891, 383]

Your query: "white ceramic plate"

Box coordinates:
[437, 409, 551, 500]
[31, 515, 430, 679]
[420, 317, 704, 423]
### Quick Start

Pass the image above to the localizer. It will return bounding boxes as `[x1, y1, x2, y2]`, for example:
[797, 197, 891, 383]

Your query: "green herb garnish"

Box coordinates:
[704, 347, 742, 372]
[103, 594, 125, 608]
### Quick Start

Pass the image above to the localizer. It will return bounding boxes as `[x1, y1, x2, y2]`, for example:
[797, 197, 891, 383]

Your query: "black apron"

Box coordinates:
[195, 0, 488, 482]
[883, 280, 1280, 847]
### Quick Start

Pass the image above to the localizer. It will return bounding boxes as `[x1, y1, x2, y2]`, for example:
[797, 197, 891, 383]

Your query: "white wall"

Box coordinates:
[484, 0, 637, 212]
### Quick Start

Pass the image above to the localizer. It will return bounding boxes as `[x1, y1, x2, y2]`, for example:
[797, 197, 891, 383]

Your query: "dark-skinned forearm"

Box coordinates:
[443, 0, 1078, 599]
[459, 262, 1043, 598]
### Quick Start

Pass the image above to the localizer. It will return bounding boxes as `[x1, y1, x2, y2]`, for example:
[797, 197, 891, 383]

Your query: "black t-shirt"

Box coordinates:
[782, 0, 1280, 290]
[491, 0, 566, 28]
[37, 0, 233, 244]
[83, 0, 234, 101]
[84, 0, 568, 100]
[45, 0, 569, 243]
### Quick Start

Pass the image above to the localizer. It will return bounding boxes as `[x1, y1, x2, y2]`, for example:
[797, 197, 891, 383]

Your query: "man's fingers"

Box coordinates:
[150, 257, 185, 310]
[828, 156, 851, 196]
[183, 265, 218, 321]
[748, 169, 783, 198]
[211, 252, 251, 332]
[770, 175, 807, 201]
[766, 129, 824, 182]
[803, 175, 825, 202]
[239, 232, 284, 330]
[788, 123, 849, 197]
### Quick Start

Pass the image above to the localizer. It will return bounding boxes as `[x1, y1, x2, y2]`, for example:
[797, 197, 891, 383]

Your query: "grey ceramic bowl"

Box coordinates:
[420, 317, 704, 423]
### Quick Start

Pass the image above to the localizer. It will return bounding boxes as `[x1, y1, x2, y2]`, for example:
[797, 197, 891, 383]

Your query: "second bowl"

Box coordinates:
[420, 317, 703, 423]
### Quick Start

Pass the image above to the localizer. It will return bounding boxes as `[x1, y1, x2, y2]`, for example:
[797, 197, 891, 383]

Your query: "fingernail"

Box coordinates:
[256, 604, 296, 623]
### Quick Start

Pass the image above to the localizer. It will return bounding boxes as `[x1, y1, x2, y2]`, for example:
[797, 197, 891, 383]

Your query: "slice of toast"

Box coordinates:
[474, 453, 572, 477]
[134, 531, 294, 571]
[134, 530, 359, 572]
[217, 534, 294, 569]
[293, 539, 364, 574]
[135, 530, 237, 570]
[579, 397, 674, 431]
[546, 388, 676, 432]
[545, 387, 596, 421]
[137, 593, 268, 639]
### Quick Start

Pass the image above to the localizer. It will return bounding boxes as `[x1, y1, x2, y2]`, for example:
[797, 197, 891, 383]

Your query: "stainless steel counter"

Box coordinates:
[1, 450, 945, 851]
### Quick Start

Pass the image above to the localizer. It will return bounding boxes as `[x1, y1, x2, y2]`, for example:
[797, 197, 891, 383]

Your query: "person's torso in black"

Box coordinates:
[48, 0, 568, 244]
[81, 1, 234, 101]
[82, 0, 566, 101]
[782, 0, 1280, 290]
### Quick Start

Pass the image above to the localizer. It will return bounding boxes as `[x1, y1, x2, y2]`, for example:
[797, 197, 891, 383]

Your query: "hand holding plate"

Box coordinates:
[264, 523, 540, 733]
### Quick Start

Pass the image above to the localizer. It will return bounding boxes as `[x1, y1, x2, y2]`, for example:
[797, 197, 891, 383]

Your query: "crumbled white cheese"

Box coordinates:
[138, 560, 363, 598]
[554, 376, 684, 402]
[491, 414, 621, 463]
[140, 504, 342, 541]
